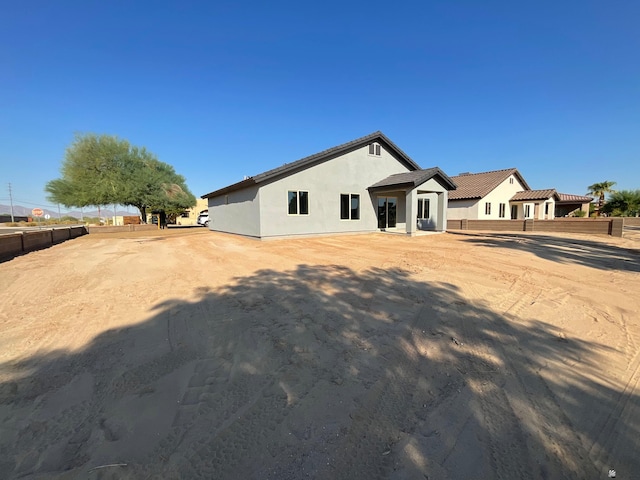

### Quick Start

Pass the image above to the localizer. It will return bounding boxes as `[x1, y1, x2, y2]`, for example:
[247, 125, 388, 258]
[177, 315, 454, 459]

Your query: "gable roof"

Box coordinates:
[510, 189, 560, 201]
[448, 168, 530, 200]
[368, 167, 457, 191]
[202, 131, 422, 199]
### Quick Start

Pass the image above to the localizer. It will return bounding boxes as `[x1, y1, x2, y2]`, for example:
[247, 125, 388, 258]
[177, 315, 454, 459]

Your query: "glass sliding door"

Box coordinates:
[378, 198, 386, 229]
[377, 197, 397, 229]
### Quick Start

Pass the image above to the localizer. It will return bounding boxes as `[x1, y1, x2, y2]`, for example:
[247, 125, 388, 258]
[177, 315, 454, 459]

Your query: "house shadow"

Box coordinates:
[0, 265, 637, 479]
[451, 231, 640, 273]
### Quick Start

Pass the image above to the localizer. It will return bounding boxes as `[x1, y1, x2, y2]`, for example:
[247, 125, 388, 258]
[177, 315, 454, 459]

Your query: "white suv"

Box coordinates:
[197, 210, 209, 227]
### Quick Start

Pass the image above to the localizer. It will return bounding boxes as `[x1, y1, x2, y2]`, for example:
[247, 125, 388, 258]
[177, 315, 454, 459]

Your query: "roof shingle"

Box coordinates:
[510, 189, 559, 201]
[448, 168, 530, 200]
[202, 131, 422, 199]
[557, 193, 593, 203]
[368, 168, 457, 191]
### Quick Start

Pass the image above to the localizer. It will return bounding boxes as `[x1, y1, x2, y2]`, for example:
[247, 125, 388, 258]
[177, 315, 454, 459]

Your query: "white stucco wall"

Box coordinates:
[257, 144, 413, 238]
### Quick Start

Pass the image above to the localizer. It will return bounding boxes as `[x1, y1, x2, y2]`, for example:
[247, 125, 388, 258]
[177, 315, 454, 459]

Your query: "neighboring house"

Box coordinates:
[448, 168, 592, 220]
[176, 198, 209, 226]
[510, 189, 560, 220]
[555, 193, 593, 217]
[448, 168, 531, 220]
[202, 132, 457, 239]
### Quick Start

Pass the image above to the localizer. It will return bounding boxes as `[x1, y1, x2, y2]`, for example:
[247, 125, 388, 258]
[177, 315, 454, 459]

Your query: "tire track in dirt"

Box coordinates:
[458, 272, 595, 479]
[313, 303, 461, 479]
[588, 311, 640, 478]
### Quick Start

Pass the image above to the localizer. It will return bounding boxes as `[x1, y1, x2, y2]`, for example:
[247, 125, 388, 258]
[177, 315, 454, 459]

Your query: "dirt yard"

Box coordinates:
[1, 228, 639, 479]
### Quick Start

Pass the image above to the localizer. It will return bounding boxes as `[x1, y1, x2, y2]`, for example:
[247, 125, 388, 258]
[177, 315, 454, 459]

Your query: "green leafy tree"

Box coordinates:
[602, 190, 640, 217]
[586, 181, 616, 216]
[46, 134, 196, 222]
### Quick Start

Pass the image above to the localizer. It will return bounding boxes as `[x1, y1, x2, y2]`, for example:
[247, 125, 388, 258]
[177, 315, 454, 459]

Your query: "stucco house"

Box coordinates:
[448, 168, 531, 220]
[447, 168, 591, 220]
[202, 132, 457, 239]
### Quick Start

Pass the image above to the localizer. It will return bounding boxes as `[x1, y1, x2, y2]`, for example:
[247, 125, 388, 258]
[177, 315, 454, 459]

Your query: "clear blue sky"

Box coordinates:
[1, 0, 638, 212]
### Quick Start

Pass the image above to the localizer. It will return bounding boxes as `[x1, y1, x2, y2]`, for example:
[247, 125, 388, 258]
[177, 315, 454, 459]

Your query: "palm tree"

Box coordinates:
[586, 181, 616, 216]
[602, 190, 640, 217]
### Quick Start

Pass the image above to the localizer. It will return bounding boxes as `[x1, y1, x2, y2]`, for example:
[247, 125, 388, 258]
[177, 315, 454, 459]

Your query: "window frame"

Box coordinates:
[368, 143, 381, 156]
[417, 198, 430, 219]
[485, 202, 491, 215]
[288, 190, 309, 216]
[499, 203, 506, 218]
[340, 193, 360, 220]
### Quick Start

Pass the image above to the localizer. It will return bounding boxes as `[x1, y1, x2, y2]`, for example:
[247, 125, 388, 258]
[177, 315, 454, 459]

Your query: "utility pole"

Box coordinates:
[8, 183, 15, 222]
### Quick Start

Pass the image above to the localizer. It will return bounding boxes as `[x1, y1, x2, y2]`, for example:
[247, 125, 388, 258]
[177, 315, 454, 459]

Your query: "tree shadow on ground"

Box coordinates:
[451, 231, 640, 272]
[0, 265, 637, 479]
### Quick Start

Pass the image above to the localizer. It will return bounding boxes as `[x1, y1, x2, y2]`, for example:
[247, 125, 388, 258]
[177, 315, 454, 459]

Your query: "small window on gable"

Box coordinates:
[368, 143, 381, 156]
[509, 177, 514, 184]
[288, 190, 309, 215]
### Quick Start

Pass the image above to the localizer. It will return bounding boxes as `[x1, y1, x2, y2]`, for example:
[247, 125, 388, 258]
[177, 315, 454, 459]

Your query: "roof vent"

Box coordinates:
[459, 172, 472, 176]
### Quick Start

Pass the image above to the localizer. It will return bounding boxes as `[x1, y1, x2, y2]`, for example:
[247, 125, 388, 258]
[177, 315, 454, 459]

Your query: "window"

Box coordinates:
[368, 143, 381, 156]
[340, 194, 360, 220]
[545, 203, 549, 215]
[524, 205, 531, 218]
[509, 177, 514, 184]
[499, 203, 506, 218]
[485, 202, 491, 215]
[180, 211, 190, 218]
[417, 198, 430, 219]
[288, 191, 309, 215]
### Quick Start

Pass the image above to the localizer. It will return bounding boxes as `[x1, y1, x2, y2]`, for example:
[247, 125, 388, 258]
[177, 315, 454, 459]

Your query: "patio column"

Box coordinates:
[436, 191, 447, 231]
[406, 189, 417, 236]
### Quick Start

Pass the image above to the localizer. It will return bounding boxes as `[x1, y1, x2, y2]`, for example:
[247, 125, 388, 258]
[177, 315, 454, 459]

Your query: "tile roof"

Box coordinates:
[448, 168, 530, 200]
[202, 131, 422, 199]
[557, 193, 593, 203]
[510, 189, 559, 201]
[368, 168, 457, 191]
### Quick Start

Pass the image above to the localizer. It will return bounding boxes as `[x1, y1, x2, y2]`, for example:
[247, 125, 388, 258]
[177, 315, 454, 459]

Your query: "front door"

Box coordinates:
[510, 205, 518, 219]
[377, 197, 397, 229]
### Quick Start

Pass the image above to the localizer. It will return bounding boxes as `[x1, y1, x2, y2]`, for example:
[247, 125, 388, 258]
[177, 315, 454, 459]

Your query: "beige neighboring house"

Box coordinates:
[448, 168, 531, 220]
[510, 189, 560, 220]
[176, 198, 209, 225]
[447, 168, 591, 220]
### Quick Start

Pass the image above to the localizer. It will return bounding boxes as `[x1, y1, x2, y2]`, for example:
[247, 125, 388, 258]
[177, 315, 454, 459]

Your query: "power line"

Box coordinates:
[8, 183, 15, 222]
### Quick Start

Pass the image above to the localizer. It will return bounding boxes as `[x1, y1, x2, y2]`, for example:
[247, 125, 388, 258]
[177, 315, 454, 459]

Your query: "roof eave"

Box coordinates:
[202, 178, 257, 199]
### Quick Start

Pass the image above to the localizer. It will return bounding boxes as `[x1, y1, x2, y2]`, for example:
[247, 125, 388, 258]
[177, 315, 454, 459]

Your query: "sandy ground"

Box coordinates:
[1, 228, 639, 480]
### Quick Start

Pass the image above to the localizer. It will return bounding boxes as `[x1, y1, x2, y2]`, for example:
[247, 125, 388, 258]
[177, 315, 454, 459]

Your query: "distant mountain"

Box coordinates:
[0, 204, 137, 219]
